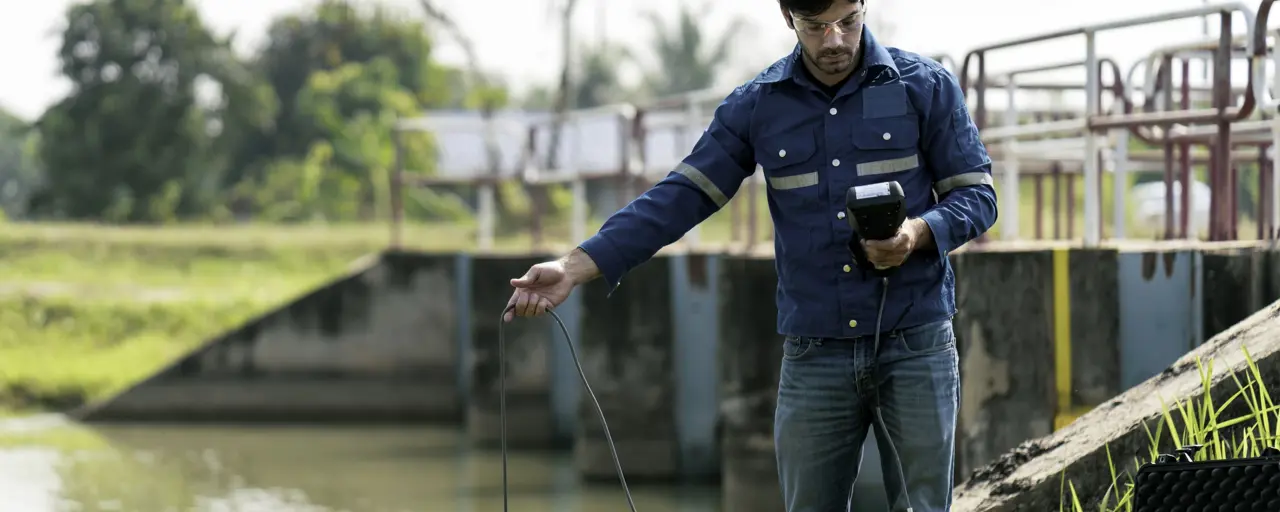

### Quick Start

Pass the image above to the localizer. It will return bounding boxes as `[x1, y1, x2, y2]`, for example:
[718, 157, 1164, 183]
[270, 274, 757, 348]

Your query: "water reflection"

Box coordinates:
[0, 415, 719, 512]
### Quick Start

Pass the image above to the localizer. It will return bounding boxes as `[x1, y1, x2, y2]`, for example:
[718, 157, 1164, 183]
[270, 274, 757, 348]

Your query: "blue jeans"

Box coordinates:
[774, 319, 960, 512]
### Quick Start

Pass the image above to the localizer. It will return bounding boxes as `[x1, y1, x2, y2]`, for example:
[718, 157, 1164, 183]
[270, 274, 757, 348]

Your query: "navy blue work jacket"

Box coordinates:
[578, 28, 998, 338]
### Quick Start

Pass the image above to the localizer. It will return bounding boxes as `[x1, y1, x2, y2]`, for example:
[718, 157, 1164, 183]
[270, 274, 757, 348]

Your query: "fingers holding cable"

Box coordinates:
[506, 289, 552, 320]
[514, 289, 534, 318]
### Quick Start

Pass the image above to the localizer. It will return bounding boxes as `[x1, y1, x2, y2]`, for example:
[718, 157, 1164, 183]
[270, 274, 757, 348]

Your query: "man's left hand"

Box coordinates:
[862, 218, 932, 269]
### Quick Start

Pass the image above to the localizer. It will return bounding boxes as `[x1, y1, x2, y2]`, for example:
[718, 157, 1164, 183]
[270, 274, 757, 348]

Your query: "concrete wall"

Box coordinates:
[467, 254, 557, 447]
[76, 242, 1280, 502]
[77, 252, 466, 422]
[950, 247, 1123, 479]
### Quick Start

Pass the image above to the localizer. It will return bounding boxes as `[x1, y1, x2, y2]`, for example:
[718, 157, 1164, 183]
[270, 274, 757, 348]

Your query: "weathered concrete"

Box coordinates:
[950, 246, 1128, 481]
[1202, 247, 1280, 343]
[951, 300, 1280, 511]
[950, 250, 1057, 480]
[668, 253, 722, 481]
[467, 254, 558, 447]
[76, 252, 465, 422]
[1067, 249, 1121, 408]
[573, 257, 680, 481]
[718, 256, 785, 512]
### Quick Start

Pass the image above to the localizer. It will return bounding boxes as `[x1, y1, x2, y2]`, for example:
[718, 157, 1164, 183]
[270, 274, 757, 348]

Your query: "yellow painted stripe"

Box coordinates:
[1052, 248, 1073, 431]
[1053, 406, 1095, 431]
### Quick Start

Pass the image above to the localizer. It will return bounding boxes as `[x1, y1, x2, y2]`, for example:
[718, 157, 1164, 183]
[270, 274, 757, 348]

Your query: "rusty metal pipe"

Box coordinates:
[1217, 12, 1237, 240]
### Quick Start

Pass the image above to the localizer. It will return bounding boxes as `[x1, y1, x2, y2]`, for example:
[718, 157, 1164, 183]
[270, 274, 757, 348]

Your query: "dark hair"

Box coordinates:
[778, 0, 862, 17]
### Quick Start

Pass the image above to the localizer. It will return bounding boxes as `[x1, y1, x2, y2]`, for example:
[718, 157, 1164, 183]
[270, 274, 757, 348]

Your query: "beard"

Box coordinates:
[804, 45, 857, 76]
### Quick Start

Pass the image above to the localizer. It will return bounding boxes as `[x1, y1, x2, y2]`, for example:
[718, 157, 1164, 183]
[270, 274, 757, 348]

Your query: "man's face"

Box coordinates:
[784, 1, 866, 77]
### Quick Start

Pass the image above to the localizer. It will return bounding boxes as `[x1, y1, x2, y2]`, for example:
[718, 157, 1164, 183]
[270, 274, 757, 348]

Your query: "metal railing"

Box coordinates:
[959, 1, 1275, 244]
[388, 0, 1280, 251]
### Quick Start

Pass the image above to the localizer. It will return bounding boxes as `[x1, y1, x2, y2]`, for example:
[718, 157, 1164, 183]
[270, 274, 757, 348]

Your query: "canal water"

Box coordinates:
[0, 415, 720, 512]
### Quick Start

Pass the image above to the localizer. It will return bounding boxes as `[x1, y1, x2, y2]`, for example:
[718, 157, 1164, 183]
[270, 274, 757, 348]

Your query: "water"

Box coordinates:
[0, 415, 720, 512]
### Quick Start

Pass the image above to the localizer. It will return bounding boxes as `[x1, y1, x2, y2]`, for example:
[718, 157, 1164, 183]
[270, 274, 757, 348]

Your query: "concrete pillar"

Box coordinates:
[1064, 248, 1121, 413]
[952, 247, 1122, 480]
[950, 250, 1057, 479]
[549, 288, 584, 445]
[669, 253, 721, 481]
[718, 255, 784, 512]
[467, 254, 558, 448]
[1117, 249, 1204, 390]
[574, 256, 679, 481]
[1202, 247, 1278, 342]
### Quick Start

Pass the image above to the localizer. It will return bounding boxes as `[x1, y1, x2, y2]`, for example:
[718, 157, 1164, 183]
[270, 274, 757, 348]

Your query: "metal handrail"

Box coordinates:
[958, 1, 1268, 245]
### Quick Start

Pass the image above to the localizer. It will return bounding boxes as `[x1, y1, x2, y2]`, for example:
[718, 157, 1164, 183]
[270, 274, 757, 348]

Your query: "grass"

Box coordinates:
[1060, 346, 1280, 511]
[0, 223, 384, 414]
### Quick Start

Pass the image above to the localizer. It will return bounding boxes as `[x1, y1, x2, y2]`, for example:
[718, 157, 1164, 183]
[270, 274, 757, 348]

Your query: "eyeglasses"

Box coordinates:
[790, 10, 865, 37]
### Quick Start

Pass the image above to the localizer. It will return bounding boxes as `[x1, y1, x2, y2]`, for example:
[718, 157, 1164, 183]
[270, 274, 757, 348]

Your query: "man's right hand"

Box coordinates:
[504, 249, 599, 322]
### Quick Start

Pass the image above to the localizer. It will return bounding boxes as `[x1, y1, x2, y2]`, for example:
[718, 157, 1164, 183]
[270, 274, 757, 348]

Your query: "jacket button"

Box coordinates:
[832, 159, 840, 166]
[779, 149, 787, 157]
[843, 265, 851, 273]
[837, 211, 846, 219]
[829, 107, 838, 115]
[883, 132, 892, 140]
[849, 320, 858, 328]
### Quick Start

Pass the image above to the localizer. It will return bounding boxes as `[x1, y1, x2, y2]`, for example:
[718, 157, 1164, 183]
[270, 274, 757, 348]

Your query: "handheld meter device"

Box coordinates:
[845, 181, 907, 276]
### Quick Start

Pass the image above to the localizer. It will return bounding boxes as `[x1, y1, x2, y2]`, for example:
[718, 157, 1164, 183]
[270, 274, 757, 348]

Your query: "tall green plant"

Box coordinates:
[1062, 346, 1280, 511]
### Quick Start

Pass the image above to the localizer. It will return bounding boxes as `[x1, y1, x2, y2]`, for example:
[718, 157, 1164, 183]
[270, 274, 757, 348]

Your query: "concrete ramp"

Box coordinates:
[75, 251, 465, 423]
[951, 299, 1280, 511]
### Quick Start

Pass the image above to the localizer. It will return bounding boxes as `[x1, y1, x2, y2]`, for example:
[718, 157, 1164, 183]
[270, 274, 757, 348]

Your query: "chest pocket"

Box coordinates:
[852, 83, 923, 181]
[755, 127, 822, 208]
[851, 115, 922, 178]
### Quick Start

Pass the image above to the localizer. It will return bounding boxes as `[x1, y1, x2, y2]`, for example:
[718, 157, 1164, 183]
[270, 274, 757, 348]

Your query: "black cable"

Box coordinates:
[499, 306, 638, 512]
[871, 277, 915, 512]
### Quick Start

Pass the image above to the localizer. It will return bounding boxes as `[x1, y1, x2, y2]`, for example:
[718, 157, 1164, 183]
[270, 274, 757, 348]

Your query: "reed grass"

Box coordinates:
[1061, 346, 1280, 511]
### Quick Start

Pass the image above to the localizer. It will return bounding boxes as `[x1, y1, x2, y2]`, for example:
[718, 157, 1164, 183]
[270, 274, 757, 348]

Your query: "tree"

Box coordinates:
[224, 0, 480, 221]
[31, 0, 274, 222]
[234, 0, 455, 184]
[518, 39, 635, 110]
[573, 41, 634, 109]
[641, 3, 748, 97]
[0, 109, 41, 219]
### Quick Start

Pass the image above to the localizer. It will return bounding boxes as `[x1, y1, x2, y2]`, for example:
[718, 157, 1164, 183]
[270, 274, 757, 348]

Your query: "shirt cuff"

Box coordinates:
[919, 209, 954, 260]
[577, 233, 626, 296]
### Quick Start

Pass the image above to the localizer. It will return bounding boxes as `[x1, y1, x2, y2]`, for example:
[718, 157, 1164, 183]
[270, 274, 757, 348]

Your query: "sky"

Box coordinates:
[0, 0, 1239, 121]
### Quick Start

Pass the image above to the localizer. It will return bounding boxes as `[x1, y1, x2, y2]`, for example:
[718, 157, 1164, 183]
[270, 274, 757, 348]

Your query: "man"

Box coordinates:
[503, 0, 996, 510]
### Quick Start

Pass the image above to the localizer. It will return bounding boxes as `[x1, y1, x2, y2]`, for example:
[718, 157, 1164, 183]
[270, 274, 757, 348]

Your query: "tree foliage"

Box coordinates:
[17, 0, 764, 226]
[28, 0, 469, 224]
[31, 0, 274, 222]
[0, 109, 40, 218]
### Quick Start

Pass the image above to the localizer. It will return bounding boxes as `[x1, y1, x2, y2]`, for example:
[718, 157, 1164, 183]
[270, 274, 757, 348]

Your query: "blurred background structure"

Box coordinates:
[5, 0, 1280, 511]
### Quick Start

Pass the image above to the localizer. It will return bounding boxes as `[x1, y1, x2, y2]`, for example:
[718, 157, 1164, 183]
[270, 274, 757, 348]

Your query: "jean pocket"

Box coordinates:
[782, 335, 816, 360]
[892, 320, 956, 356]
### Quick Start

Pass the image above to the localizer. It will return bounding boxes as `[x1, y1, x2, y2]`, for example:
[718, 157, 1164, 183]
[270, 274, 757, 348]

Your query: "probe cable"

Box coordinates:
[871, 277, 915, 512]
[498, 305, 638, 512]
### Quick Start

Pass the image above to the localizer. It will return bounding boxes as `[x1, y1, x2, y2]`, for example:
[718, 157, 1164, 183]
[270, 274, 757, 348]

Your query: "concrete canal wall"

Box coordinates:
[74, 242, 1280, 509]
